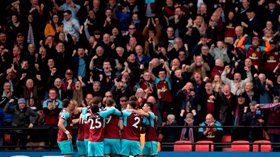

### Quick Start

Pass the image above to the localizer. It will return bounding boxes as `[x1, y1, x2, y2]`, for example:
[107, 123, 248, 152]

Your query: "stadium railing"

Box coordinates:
[0, 126, 280, 152]
[158, 125, 280, 152]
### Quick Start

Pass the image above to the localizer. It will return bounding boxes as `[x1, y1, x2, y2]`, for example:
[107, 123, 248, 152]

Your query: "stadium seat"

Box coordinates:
[221, 135, 232, 152]
[195, 140, 214, 152]
[4, 133, 11, 144]
[231, 140, 250, 152]
[253, 140, 272, 152]
[222, 135, 232, 142]
[174, 140, 192, 152]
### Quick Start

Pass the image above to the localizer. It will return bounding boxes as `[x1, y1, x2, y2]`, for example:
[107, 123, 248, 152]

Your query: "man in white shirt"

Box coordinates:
[62, 10, 80, 42]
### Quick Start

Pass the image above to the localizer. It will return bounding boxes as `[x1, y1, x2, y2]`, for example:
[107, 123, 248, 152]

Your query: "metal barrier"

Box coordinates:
[0, 126, 65, 151]
[158, 125, 280, 152]
[0, 126, 279, 152]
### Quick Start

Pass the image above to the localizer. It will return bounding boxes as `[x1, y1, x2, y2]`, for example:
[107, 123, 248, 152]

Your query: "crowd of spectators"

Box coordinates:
[0, 0, 280, 151]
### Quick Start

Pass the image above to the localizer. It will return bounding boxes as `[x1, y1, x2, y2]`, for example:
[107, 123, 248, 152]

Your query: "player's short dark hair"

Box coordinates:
[106, 98, 115, 107]
[145, 102, 153, 110]
[92, 96, 102, 105]
[128, 101, 137, 109]
[62, 99, 70, 108]
[91, 103, 99, 113]
[129, 96, 137, 101]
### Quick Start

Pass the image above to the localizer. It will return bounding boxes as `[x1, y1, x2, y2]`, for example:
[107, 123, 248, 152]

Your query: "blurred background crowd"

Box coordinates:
[0, 0, 279, 151]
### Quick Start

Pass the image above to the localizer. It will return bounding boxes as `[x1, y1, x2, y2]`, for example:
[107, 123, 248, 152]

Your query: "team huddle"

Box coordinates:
[57, 98, 158, 157]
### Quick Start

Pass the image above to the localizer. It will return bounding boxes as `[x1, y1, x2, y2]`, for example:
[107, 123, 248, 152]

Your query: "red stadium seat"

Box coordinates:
[174, 140, 192, 152]
[4, 134, 11, 144]
[221, 135, 232, 152]
[222, 135, 232, 143]
[253, 140, 272, 152]
[195, 140, 214, 152]
[231, 140, 250, 152]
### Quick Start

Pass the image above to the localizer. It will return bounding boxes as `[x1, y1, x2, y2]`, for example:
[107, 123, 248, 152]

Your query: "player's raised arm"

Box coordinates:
[100, 98, 122, 118]
[75, 106, 88, 114]
[133, 109, 150, 117]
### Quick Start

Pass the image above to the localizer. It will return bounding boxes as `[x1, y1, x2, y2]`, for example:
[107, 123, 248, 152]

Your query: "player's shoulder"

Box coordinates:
[60, 108, 68, 114]
[60, 109, 70, 118]
[122, 109, 132, 115]
[149, 111, 155, 117]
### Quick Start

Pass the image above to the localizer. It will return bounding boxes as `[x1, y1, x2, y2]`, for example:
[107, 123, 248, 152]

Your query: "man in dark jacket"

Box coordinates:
[232, 93, 250, 140]
[242, 101, 265, 142]
[216, 84, 237, 134]
[0, 82, 17, 126]
[4, 98, 38, 149]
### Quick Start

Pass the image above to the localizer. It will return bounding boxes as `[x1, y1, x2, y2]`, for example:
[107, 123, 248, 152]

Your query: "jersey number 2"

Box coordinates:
[132, 117, 140, 129]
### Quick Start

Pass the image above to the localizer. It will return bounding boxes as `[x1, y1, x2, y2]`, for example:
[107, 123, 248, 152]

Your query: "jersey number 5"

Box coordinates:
[88, 118, 102, 129]
[132, 117, 140, 129]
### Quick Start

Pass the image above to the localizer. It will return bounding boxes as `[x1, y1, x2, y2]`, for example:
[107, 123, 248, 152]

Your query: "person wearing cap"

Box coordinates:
[240, 8, 261, 37]
[4, 98, 38, 149]
[232, 92, 249, 140]
[267, 0, 279, 27]
[241, 101, 265, 142]
[15, 32, 25, 51]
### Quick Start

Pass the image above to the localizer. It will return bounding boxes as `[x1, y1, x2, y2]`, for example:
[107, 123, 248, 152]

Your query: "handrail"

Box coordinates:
[157, 125, 280, 128]
[167, 141, 280, 152]
[0, 125, 279, 130]
[0, 126, 279, 152]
